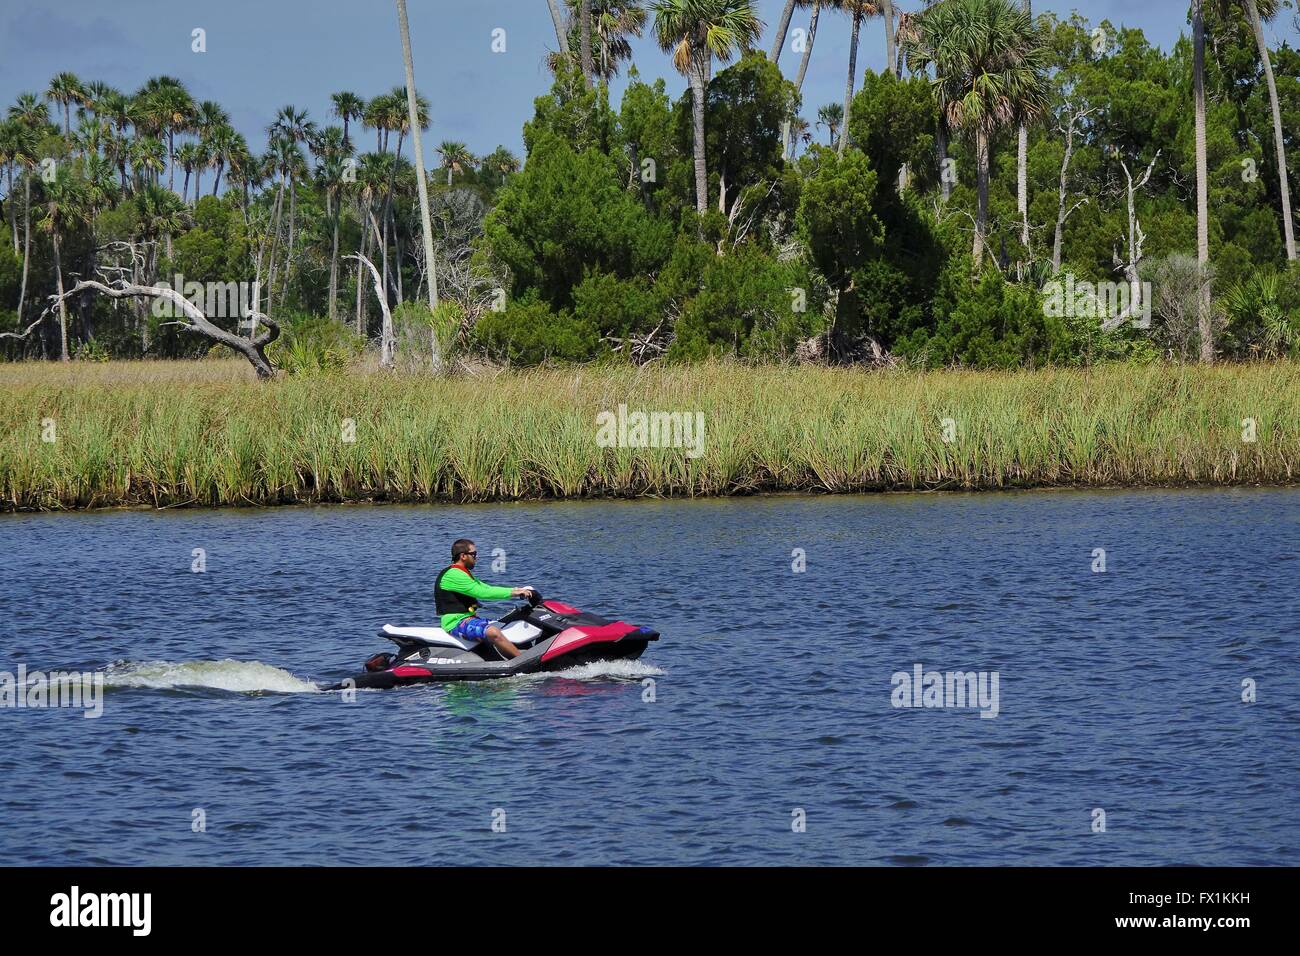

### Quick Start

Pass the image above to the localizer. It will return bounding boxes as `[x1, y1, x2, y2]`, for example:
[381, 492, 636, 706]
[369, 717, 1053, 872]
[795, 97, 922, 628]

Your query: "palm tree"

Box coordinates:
[352, 152, 387, 335]
[269, 105, 317, 297]
[38, 168, 88, 360]
[788, 116, 811, 155]
[262, 132, 299, 311]
[1240, 0, 1295, 261]
[907, 0, 1049, 267]
[314, 125, 352, 323]
[556, 0, 647, 80]
[0, 119, 24, 252]
[7, 93, 47, 326]
[130, 184, 188, 349]
[331, 91, 366, 150]
[82, 81, 114, 126]
[129, 136, 166, 192]
[46, 72, 84, 136]
[816, 102, 843, 146]
[99, 91, 134, 190]
[205, 123, 238, 196]
[651, 0, 764, 214]
[1193, 0, 1212, 360]
[225, 135, 256, 215]
[141, 78, 195, 193]
[833, 0, 878, 157]
[175, 142, 200, 203]
[436, 141, 475, 185]
[364, 94, 391, 154]
[481, 146, 521, 189]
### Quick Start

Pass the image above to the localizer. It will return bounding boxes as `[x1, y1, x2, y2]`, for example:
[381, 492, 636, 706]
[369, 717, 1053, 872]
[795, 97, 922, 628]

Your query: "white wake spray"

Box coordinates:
[103, 660, 319, 694]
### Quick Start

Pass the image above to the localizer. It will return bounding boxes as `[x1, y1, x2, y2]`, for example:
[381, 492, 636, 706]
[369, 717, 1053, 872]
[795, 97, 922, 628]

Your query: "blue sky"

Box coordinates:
[0, 0, 1296, 163]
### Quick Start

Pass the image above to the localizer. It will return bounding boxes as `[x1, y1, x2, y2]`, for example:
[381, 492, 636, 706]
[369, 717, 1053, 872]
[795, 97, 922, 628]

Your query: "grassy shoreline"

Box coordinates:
[1, 360, 1297, 511]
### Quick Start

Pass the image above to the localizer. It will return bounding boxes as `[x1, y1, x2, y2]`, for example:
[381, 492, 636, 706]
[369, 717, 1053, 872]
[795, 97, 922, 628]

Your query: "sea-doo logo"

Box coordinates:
[50, 886, 151, 936]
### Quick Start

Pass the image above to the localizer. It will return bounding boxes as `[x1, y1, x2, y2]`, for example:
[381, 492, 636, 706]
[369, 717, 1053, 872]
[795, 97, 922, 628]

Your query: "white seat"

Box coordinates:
[381, 624, 475, 651]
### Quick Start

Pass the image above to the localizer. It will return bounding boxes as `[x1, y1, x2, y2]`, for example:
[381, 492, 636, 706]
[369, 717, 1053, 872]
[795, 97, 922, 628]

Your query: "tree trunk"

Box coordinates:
[1193, 0, 1212, 362]
[58, 278, 282, 377]
[328, 190, 341, 323]
[53, 231, 69, 361]
[265, 173, 286, 312]
[351, 251, 395, 368]
[882, 0, 896, 78]
[794, 4, 820, 95]
[1018, 1, 1031, 252]
[771, 0, 799, 65]
[7, 166, 16, 253]
[354, 199, 370, 335]
[690, 58, 709, 214]
[1245, 0, 1295, 261]
[938, 120, 950, 202]
[580, 0, 594, 87]
[783, 2, 822, 158]
[546, 0, 572, 54]
[17, 174, 31, 324]
[974, 126, 989, 268]
[1018, 124, 1028, 251]
[839, 7, 862, 158]
[1052, 121, 1074, 273]
[283, 178, 298, 309]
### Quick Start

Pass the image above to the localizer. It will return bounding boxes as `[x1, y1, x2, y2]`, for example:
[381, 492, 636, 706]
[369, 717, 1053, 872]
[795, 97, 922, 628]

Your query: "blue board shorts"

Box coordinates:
[450, 616, 498, 643]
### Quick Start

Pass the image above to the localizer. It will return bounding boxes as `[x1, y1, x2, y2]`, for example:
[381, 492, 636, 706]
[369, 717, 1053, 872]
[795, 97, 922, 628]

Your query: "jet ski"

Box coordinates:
[328, 591, 659, 689]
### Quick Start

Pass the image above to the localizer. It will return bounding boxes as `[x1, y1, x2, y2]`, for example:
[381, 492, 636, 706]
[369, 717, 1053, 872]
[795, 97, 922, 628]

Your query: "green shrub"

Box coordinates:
[267, 313, 365, 373]
[473, 294, 599, 365]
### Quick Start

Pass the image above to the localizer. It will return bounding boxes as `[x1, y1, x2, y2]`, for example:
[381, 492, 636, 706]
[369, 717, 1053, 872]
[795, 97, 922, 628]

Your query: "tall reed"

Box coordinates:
[1, 359, 1296, 510]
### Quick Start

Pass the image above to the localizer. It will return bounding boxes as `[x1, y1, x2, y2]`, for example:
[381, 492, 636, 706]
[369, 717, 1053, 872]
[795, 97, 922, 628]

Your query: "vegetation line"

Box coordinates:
[1, 360, 1295, 511]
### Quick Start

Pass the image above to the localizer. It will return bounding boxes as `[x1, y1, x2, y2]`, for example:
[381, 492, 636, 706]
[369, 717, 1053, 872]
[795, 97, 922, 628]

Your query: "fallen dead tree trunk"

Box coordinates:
[45, 278, 282, 378]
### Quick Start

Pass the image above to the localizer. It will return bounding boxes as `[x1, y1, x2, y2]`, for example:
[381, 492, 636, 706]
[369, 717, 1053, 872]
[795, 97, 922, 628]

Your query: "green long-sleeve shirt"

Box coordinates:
[438, 566, 514, 631]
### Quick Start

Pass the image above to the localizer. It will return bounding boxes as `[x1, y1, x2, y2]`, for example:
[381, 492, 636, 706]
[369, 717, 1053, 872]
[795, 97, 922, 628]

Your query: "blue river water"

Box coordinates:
[1, 488, 1296, 865]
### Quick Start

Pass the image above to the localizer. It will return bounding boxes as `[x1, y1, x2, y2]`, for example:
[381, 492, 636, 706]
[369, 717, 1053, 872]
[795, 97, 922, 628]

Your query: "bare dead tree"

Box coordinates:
[1102, 149, 1161, 331]
[1051, 104, 1096, 273]
[603, 312, 673, 365]
[0, 313, 49, 342]
[41, 277, 281, 377]
[347, 252, 395, 368]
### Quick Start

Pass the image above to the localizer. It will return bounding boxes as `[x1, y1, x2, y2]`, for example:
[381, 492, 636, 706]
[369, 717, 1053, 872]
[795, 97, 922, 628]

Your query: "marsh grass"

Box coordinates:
[1, 359, 1296, 510]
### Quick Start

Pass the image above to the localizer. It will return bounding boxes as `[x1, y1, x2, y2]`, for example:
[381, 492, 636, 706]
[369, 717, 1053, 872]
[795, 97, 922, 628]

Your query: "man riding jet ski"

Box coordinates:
[436, 538, 536, 658]
[327, 538, 659, 689]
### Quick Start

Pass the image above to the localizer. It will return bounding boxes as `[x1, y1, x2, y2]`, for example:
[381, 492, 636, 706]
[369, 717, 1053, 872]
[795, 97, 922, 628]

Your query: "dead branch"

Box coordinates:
[44, 278, 281, 378]
[346, 252, 395, 369]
